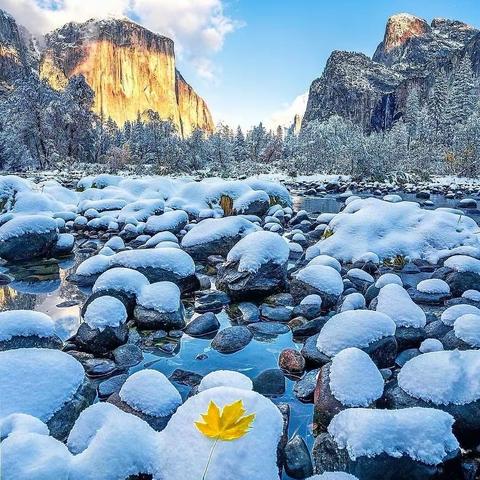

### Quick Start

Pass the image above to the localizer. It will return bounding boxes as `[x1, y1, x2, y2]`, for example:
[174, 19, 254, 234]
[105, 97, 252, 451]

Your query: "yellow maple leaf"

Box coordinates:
[195, 400, 255, 441]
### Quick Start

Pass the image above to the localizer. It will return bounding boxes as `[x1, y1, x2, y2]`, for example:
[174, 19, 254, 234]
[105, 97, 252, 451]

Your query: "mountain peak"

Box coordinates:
[383, 13, 430, 52]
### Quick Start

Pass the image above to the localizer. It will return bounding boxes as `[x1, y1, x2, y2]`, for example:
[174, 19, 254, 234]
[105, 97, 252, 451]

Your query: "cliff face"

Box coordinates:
[302, 13, 480, 132]
[39, 18, 213, 136]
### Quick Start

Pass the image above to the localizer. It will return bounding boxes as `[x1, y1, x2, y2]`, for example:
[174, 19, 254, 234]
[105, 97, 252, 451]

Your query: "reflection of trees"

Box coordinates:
[0, 286, 35, 311]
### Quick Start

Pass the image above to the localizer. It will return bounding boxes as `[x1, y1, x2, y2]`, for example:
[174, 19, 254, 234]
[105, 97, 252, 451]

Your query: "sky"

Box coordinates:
[2, 0, 480, 129]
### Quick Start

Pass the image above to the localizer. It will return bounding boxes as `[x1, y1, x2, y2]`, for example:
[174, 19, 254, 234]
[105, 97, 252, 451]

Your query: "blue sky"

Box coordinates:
[178, 0, 480, 129]
[2, 0, 480, 129]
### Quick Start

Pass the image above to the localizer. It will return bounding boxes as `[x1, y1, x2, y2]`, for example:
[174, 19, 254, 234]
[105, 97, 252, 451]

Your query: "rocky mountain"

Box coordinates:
[302, 13, 480, 132]
[0, 12, 213, 136]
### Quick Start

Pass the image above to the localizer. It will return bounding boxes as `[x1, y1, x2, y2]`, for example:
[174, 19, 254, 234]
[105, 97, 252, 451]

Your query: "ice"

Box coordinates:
[0, 310, 56, 341]
[444, 255, 480, 273]
[441, 304, 480, 326]
[398, 350, 480, 405]
[84, 296, 127, 331]
[119, 370, 182, 417]
[375, 273, 403, 288]
[198, 370, 253, 392]
[295, 265, 344, 296]
[137, 282, 181, 312]
[375, 284, 426, 328]
[316, 310, 396, 357]
[0, 348, 84, 421]
[328, 407, 459, 465]
[329, 347, 384, 406]
[311, 198, 479, 262]
[454, 314, 480, 347]
[227, 231, 289, 273]
[416, 279, 450, 294]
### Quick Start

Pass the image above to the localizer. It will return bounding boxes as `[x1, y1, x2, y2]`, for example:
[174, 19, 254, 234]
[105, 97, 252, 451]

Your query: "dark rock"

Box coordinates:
[98, 374, 128, 399]
[84, 358, 117, 377]
[294, 368, 320, 403]
[441, 330, 471, 350]
[227, 302, 260, 324]
[425, 320, 451, 340]
[278, 348, 305, 374]
[248, 322, 290, 337]
[184, 312, 220, 337]
[261, 304, 292, 322]
[301, 334, 330, 368]
[291, 317, 328, 338]
[73, 322, 128, 355]
[0, 333, 63, 351]
[133, 304, 185, 331]
[211, 326, 253, 353]
[283, 434, 313, 479]
[290, 277, 340, 310]
[195, 290, 230, 313]
[169, 369, 203, 388]
[253, 368, 286, 396]
[395, 348, 420, 367]
[395, 326, 426, 350]
[112, 344, 143, 368]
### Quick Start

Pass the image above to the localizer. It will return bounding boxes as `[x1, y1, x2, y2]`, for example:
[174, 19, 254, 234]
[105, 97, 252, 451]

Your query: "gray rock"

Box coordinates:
[395, 326, 426, 350]
[74, 321, 128, 355]
[425, 320, 451, 340]
[301, 334, 330, 368]
[260, 304, 292, 322]
[195, 290, 230, 313]
[133, 304, 185, 331]
[294, 368, 320, 403]
[184, 312, 220, 337]
[283, 434, 313, 479]
[253, 368, 286, 396]
[98, 374, 128, 399]
[211, 326, 253, 353]
[227, 302, 260, 324]
[0, 333, 62, 351]
[112, 344, 143, 368]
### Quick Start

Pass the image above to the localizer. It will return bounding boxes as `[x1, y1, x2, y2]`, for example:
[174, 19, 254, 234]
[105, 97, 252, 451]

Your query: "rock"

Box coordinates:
[445, 271, 480, 297]
[248, 322, 290, 337]
[395, 326, 426, 350]
[283, 434, 313, 479]
[195, 290, 230, 313]
[290, 317, 328, 338]
[51, 233, 75, 257]
[184, 312, 220, 337]
[441, 330, 471, 350]
[301, 334, 330, 368]
[253, 368, 286, 396]
[278, 348, 305, 374]
[293, 368, 320, 403]
[112, 344, 143, 369]
[83, 358, 117, 377]
[395, 348, 420, 367]
[211, 326, 253, 353]
[425, 320, 451, 340]
[98, 374, 128, 399]
[261, 304, 292, 322]
[73, 322, 128, 355]
[227, 302, 260, 324]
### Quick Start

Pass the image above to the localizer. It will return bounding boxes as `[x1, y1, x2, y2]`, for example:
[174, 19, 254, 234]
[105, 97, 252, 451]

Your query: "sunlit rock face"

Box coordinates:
[40, 18, 213, 136]
[383, 13, 430, 53]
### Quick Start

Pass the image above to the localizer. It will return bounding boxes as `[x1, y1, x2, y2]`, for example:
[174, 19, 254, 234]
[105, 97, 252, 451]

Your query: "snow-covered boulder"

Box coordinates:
[386, 350, 480, 446]
[434, 255, 480, 296]
[0, 348, 94, 439]
[313, 348, 384, 434]
[307, 255, 342, 272]
[316, 310, 397, 367]
[0, 215, 58, 261]
[233, 190, 270, 216]
[117, 198, 165, 224]
[291, 265, 344, 308]
[144, 210, 189, 235]
[216, 231, 289, 300]
[409, 278, 451, 305]
[51, 233, 75, 257]
[452, 314, 480, 348]
[340, 292, 365, 312]
[0, 310, 62, 350]
[312, 408, 459, 479]
[134, 281, 185, 330]
[311, 198, 479, 262]
[70, 254, 112, 286]
[181, 216, 259, 260]
[157, 386, 284, 479]
[198, 370, 253, 392]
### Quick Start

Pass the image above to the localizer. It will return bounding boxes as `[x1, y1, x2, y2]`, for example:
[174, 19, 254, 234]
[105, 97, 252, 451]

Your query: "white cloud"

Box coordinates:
[0, 0, 239, 79]
[265, 92, 309, 131]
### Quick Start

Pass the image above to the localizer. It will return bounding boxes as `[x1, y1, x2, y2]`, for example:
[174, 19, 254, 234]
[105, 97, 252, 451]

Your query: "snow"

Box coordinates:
[137, 282, 181, 312]
[157, 386, 283, 479]
[444, 255, 480, 273]
[441, 304, 480, 326]
[454, 314, 480, 347]
[227, 231, 289, 273]
[353, 252, 380, 264]
[340, 292, 366, 312]
[245, 178, 291, 207]
[419, 338, 444, 353]
[0, 214, 57, 240]
[296, 265, 344, 296]
[181, 216, 259, 249]
[383, 194, 403, 203]
[1, 432, 72, 480]
[110, 248, 195, 278]
[398, 350, 480, 405]
[0, 413, 49, 440]
[375, 273, 403, 288]
[145, 231, 178, 247]
[329, 347, 384, 406]
[234, 190, 270, 213]
[416, 279, 450, 294]
[328, 407, 459, 466]
[375, 284, 426, 328]
[0, 310, 56, 341]
[316, 310, 396, 357]
[145, 210, 188, 234]
[301, 294, 322, 306]
[198, 370, 253, 392]
[104, 236, 124, 250]
[463, 290, 480, 301]
[75, 254, 111, 277]
[67, 402, 158, 480]
[306, 474, 358, 480]
[0, 348, 84, 421]
[347, 268, 374, 283]
[119, 370, 182, 417]
[312, 198, 479, 262]
[83, 296, 127, 331]
[92, 267, 150, 297]
[306, 254, 342, 272]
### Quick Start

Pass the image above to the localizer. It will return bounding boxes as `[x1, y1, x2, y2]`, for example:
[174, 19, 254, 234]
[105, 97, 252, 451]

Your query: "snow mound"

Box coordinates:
[307, 473, 358, 480]
[306, 254, 342, 272]
[0, 310, 55, 341]
[75, 255, 111, 277]
[416, 279, 450, 294]
[296, 265, 344, 296]
[137, 282, 181, 312]
[340, 293, 365, 312]
[328, 407, 458, 466]
[157, 386, 283, 479]
[0, 348, 84, 421]
[419, 338, 444, 353]
[441, 304, 480, 326]
[375, 273, 403, 288]
[454, 314, 480, 347]
[398, 350, 480, 405]
[313, 198, 479, 262]
[347, 268, 373, 283]
[119, 370, 182, 417]
[375, 284, 426, 328]
[92, 267, 150, 297]
[198, 370, 253, 392]
[83, 296, 127, 331]
[0, 413, 49, 440]
[329, 348, 384, 406]
[463, 290, 480, 302]
[227, 231, 289, 273]
[0, 214, 57, 240]
[316, 310, 396, 357]
[145, 210, 188, 234]
[444, 255, 480, 273]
